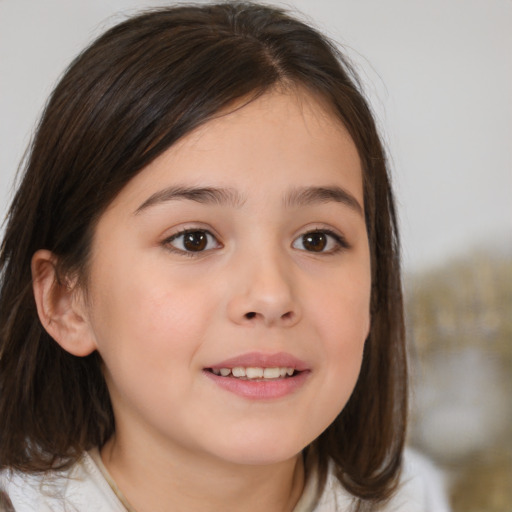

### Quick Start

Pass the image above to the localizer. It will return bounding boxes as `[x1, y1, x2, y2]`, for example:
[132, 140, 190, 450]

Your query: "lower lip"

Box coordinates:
[203, 370, 310, 400]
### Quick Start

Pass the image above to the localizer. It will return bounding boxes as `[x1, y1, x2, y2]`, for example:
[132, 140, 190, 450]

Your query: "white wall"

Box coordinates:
[1, 0, 511, 271]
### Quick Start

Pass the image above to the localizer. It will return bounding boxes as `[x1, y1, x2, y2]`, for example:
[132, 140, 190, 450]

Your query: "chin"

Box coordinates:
[207, 429, 310, 467]
[221, 449, 302, 467]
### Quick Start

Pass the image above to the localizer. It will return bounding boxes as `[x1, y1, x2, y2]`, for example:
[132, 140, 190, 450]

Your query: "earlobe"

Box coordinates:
[31, 250, 97, 357]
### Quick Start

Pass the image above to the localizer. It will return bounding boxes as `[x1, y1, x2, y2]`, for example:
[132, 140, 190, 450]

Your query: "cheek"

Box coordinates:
[308, 266, 371, 403]
[318, 295, 368, 383]
[87, 263, 214, 375]
[87, 274, 214, 422]
[314, 262, 371, 345]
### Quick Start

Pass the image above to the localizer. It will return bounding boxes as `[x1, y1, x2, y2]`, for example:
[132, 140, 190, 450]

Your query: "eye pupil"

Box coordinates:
[303, 232, 327, 252]
[184, 231, 207, 251]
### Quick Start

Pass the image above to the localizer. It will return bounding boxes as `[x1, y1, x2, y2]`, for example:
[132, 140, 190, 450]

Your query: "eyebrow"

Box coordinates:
[134, 186, 246, 214]
[283, 186, 363, 216]
[134, 184, 363, 216]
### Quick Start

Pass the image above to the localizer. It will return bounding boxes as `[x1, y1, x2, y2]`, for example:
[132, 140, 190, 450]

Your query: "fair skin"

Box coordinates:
[32, 89, 371, 512]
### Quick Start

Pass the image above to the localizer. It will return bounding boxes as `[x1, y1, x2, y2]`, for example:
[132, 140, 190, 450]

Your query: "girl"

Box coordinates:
[0, 3, 448, 511]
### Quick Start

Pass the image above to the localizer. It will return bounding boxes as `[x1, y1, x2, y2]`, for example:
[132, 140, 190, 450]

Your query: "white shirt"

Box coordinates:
[0, 448, 450, 511]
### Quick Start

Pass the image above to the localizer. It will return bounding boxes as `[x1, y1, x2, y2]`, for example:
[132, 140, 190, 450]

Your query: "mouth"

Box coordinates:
[205, 366, 302, 380]
[203, 353, 310, 399]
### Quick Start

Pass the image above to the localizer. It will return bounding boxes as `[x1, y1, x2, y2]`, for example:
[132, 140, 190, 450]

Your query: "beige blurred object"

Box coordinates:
[405, 249, 512, 512]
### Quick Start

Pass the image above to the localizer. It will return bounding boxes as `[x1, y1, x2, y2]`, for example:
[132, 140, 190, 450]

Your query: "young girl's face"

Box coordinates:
[80, 90, 371, 466]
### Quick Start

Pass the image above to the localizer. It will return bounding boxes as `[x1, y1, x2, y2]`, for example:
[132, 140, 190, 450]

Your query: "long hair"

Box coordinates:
[0, 3, 406, 508]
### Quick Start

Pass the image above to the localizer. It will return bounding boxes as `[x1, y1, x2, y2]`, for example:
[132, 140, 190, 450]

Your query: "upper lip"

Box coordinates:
[207, 352, 309, 371]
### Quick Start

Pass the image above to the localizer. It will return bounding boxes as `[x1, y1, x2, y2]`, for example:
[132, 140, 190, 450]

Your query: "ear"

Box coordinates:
[31, 250, 97, 357]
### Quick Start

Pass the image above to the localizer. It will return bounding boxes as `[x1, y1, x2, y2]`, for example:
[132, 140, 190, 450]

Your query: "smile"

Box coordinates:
[208, 367, 296, 379]
[203, 352, 310, 400]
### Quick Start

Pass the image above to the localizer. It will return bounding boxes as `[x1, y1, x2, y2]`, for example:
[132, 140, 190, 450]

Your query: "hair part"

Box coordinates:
[0, 3, 406, 508]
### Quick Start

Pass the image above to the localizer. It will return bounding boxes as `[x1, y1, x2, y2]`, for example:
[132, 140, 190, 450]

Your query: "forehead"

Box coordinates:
[107, 89, 363, 212]
[180, 88, 357, 165]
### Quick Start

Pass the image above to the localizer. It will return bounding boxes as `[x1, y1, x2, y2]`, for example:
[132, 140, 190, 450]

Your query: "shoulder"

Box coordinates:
[311, 448, 451, 512]
[392, 448, 451, 512]
[0, 452, 126, 512]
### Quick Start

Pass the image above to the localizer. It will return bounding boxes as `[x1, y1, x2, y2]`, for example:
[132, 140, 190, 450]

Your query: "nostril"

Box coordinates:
[245, 312, 257, 319]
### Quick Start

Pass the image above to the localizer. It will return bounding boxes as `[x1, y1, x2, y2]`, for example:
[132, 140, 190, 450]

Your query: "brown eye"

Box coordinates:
[292, 230, 347, 254]
[166, 230, 220, 253]
[302, 232, 327, 252]
[183, 231, 207, 251]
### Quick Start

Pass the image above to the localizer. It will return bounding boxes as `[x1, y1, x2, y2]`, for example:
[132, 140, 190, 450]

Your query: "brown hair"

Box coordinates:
[0, 2, 406, 509]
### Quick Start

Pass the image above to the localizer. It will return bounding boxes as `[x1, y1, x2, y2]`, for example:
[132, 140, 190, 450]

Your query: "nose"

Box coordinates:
[226, 249, 301, 328]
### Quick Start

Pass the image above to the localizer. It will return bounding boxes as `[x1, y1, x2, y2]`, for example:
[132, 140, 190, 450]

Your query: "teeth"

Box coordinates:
[232, 367, 246, 377]
[211, 366, 296, 379]
[246, 367, 264, 379]
[263, 367, 281, 379]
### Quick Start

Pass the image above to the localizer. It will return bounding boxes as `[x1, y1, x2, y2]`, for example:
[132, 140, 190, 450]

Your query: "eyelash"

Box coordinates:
[293, 228, 349, 254]
[162, 227, 349, 256]
[162, 228, 221, 258]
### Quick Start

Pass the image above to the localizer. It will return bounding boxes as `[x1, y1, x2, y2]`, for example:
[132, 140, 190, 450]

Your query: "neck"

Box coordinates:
[101, 433, 305, 512]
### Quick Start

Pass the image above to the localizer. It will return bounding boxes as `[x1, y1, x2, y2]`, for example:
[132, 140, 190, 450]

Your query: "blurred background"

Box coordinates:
[1, 1, 511, 510]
